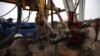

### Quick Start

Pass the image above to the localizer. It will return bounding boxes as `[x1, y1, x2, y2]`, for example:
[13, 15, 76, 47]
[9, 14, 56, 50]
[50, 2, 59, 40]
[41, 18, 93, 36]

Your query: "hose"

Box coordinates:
[22, 11, 32, 22]
[0, 0, 22, 49]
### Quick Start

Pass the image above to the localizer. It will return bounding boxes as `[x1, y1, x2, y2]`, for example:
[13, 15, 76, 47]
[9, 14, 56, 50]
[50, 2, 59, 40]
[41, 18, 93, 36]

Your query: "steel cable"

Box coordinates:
[0, 6, 17, 17]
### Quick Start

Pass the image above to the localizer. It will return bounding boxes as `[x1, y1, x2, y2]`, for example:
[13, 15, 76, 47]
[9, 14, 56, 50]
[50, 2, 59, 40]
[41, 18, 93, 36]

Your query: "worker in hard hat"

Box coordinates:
[35, 12, 49, 35]
[35, 12, 44, 25]
[80, 22, 96, 56]
[35, 12, 49, 50]
[8, 33, 32, 56]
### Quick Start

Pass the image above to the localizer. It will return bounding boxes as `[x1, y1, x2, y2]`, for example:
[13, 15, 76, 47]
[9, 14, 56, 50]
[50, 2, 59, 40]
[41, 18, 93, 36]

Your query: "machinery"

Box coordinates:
[1, 1, 99, 56]
[0, 18, 37, 39]
[0, 0, 85, 43]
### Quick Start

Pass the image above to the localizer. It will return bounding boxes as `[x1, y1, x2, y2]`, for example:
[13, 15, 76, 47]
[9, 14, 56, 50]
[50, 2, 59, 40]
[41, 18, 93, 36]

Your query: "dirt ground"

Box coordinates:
[27, 40, 99, 56]
[0, 39, 100, 56]
[28, 42, 79, 56]
[94, 41, 100, 56]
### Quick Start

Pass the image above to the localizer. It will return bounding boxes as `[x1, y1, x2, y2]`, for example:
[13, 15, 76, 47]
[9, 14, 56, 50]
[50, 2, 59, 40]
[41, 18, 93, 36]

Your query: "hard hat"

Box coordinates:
[35, 13, 45, 26]
[35, 13, 43, 22]
[81, 22, 90, 28]
[14, 33, 23, 38]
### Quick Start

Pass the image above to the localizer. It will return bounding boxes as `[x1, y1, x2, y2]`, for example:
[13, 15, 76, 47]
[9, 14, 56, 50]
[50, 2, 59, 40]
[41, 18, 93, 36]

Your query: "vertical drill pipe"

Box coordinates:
[50, 2, 58, 56]
[50, 0, 54, 27]
[35, 0, 56, 33]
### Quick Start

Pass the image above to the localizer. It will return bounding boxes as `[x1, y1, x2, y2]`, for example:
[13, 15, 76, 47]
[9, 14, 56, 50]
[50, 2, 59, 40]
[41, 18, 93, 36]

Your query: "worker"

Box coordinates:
[8, 33, 32, 56]
[35, 12, 48, 50]
[81, 22, 96, 56]
[35, 12, 49, 37]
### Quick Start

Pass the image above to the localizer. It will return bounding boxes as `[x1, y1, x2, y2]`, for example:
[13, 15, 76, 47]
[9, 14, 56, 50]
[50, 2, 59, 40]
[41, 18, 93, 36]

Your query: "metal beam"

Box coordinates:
[79, 0, 85, 22]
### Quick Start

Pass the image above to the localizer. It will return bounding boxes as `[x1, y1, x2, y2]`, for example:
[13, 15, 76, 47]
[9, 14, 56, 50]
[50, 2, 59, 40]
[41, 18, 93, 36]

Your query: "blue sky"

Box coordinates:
[0, 0, 100, 22]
